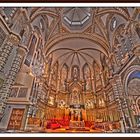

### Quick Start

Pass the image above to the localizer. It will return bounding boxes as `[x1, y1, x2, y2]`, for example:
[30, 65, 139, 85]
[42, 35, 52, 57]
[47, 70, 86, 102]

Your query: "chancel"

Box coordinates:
[0, 7, 140, 133]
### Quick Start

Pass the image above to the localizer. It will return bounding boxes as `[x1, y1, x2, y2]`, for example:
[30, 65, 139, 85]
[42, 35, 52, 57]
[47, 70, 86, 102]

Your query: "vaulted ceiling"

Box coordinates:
[27, 7, 139, 74]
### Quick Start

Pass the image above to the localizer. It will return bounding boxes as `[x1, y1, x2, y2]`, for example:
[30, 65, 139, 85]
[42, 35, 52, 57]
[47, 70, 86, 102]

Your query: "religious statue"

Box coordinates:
[73, 67, 78, 78]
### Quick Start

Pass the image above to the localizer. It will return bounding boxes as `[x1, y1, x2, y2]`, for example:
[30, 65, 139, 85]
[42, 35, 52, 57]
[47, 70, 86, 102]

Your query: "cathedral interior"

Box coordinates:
[0, 7, 140, 133]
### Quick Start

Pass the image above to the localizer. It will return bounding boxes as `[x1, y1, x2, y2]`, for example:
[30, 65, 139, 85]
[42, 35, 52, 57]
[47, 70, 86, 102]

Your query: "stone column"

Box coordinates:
[78, 111, 81, 121]
[47, 70, 53, 99]
[111, 74, 136, 131]
[0, 43, 27, 118]
[91, 77, 95, 93]
[71, 110, 74, 121]
[24, 104, 32, 130]
[66, 90, 69, 106]
[110, 76, 127, 130]
[65, 81, 69, 92]
[100, 72, 105, 88]
[116, 75, 136, 127]
[81, 81, 85, 105]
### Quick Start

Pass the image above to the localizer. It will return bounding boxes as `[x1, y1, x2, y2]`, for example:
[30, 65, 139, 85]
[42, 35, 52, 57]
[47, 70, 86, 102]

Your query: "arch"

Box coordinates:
[51, 50, 74, 70]
[33, 25, 42, 36]
[60, 63, 69, 91]
[39, 17, 46, 32]
[83, 63, 92, 91]
[95, 8, 130, 21]
[51, 61, 59, 89]
[44, 33, 110, 57]
[123, 65, 140, 96]
[83, 63, 91, 80]
[71, 65, 80, 81]
[49, 47, 101, 71]
[30, 9, 58, 23]
[112, 23, 126, 50]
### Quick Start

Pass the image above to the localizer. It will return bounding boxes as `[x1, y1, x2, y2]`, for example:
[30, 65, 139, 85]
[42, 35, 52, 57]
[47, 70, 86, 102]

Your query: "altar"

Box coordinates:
[69, 107, 86, 129]
[68, 74, 86, 129]
[69, 120, 85, 129]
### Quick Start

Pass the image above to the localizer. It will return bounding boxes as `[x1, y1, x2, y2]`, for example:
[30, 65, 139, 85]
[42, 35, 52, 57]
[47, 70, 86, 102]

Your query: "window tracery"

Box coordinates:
[39, 18, 45, 32]
[94, 62, 102, 91]
[60, 64, 68, 91]
[110, 16, 117, 31]
[71, 65, 80, 81]
[100, 54, 110, 86]
[113, 24, 133, 66]
[83, 63, 92, 91]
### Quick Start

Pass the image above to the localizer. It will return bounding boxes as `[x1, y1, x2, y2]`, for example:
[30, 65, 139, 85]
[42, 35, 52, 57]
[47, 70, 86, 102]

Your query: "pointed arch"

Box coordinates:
[51, 61, 59, 89]
[60, 63, 69, 91]
[83, 63, 92, 91]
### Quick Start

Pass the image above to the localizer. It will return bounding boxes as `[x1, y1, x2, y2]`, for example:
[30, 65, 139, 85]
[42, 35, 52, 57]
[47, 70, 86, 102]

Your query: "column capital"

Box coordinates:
[113, 74, 121, 80]
[133, 45, 140, 56]
[8, 33, 21, 46]
[17, 44, 28, 57]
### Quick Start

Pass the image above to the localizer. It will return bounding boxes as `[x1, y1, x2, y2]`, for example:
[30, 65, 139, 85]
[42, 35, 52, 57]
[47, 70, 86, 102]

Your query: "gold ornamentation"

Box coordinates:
[8, 34, 20, 46]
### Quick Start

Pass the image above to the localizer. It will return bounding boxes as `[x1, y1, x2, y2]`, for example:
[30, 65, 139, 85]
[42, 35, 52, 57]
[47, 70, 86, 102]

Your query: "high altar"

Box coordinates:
[68, 66, 86, 129]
